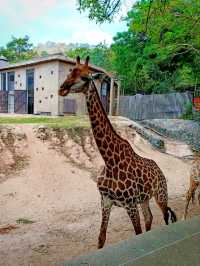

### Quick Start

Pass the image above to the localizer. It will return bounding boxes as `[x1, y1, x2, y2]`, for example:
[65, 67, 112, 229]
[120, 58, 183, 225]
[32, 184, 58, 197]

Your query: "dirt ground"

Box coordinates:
[0, 122, 199, 266]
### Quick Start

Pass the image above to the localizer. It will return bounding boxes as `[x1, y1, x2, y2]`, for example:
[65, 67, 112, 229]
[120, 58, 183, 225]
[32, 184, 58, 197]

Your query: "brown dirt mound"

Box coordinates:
[0, 122, 199, 266]
[0, 126, 28, 183]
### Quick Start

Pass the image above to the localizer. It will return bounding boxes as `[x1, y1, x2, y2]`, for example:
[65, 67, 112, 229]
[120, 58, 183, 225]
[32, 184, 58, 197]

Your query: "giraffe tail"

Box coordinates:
[167, 207, 177, 223]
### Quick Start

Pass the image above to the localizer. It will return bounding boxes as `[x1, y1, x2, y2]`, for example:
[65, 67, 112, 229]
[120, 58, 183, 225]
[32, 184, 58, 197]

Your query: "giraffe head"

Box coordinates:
[59, 56, 90, 96]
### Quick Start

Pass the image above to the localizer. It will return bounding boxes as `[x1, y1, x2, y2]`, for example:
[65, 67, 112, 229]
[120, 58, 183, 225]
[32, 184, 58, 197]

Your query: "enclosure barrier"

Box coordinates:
[119, 92, 192, 120]
[193, 90, 200, 121]
[64, 216, 200, 266]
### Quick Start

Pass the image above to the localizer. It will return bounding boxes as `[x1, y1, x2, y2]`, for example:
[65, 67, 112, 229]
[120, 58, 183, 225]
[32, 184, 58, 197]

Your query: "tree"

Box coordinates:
[0, 36, 37, 63]
[67, 43, 113, 70]
[78, 0, 124, 22]
[110, 0, 200, 94]
[72, 1, 200, 95]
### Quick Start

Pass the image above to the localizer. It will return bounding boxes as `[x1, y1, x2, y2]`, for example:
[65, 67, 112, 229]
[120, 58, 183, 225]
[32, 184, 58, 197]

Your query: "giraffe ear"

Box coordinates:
[85, 56, 90, 67]
[76, 56, 81, 65]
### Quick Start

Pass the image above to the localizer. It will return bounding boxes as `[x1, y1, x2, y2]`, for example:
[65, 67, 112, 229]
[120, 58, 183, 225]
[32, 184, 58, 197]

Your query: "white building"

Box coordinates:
[0, 54, 120, 116]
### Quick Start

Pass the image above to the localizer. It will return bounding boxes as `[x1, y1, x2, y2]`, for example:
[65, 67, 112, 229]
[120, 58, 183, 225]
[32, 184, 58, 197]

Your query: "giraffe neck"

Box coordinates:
[85, 80, 120, 165]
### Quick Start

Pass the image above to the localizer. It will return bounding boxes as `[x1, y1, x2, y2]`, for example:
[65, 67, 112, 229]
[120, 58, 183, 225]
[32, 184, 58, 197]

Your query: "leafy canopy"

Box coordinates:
[0, 35, 37, 63]
[76, 0, 200, 95]
[78, 0, 123, 22]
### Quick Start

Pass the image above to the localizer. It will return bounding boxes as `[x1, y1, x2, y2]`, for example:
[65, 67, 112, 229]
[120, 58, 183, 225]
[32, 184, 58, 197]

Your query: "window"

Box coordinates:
[1, 73, 6, 91]
[39, 75, 42, 79]
[36, 88, 38, 91]
[18, 74, 20, 78]
[7, 72, 15, 91]
[51, 71, 53, 75]
[39, 100, 42, 103]
[42, 87, 44, 91]
[50, 94, 53, 98]
[26, 69, 34, 93]
[101, 82, 108, 96]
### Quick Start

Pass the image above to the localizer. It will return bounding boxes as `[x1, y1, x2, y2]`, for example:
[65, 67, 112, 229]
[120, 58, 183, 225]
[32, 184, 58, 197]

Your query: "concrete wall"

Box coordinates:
[14, 68, 26, 91]
[66, 216, 200, 266]
[34, 61, 59, 115]
[119, 92, 192, 121]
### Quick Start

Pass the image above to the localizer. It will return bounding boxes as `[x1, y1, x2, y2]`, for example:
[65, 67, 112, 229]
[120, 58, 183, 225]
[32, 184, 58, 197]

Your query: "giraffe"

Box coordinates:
[59, 56, 177, 249]
[184, 154, 200, 220]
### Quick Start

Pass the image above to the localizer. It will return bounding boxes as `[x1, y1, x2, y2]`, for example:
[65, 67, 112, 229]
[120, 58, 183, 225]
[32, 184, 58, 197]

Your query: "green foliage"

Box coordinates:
[78, 0, 123, 23]
[111, 0, 200, 94]
[78, 0, 200, 95]
[0, 35, 37, 63]
[67, 43, 113, 70]
[181, 101, 193, 120]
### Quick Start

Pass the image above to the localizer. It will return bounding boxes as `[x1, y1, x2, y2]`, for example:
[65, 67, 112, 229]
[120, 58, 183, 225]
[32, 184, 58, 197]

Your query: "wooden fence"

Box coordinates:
[119, 92, 192, 120]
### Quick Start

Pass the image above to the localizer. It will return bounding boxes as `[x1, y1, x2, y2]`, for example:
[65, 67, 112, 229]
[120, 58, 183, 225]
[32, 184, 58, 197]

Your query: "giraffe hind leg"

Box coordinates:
[155, 196, 177, 225]
[140, 200, 153, 231]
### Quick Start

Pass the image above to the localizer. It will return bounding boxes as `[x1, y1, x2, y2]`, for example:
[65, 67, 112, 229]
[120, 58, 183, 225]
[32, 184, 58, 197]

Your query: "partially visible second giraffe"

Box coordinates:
[59, 56, 177, 249]
[184, 154, 200, 220]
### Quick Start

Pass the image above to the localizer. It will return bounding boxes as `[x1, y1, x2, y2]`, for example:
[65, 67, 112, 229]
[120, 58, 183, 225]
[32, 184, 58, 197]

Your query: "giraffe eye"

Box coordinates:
[81, 76, 89, 82]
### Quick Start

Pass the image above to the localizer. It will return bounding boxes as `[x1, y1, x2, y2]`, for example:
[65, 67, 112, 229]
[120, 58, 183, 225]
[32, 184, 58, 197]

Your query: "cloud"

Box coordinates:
[0, 0, 74, 22]
[0, 0, 128, 46]
[68, 30, 113, 45]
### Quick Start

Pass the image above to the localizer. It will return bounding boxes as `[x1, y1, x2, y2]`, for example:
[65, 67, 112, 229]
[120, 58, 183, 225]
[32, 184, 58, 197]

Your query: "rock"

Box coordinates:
[141, 119, 200, 152]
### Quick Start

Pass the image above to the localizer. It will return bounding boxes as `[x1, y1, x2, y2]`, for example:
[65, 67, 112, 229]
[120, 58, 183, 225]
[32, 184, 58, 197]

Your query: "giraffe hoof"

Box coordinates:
[181, 216, 186, 221]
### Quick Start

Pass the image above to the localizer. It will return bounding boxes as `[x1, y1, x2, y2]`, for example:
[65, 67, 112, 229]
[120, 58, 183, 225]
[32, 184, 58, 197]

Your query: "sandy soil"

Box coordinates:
[0, 123, 199, 266]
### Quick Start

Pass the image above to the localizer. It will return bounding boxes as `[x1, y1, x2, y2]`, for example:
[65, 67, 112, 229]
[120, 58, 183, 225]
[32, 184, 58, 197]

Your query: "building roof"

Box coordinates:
[0, 55, 8, 61]
[0, 53, 115, 78]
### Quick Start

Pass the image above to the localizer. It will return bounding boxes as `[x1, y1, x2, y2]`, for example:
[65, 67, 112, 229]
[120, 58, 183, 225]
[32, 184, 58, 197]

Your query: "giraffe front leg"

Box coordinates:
[126, 205, 142, 235]
[98, 194, 113, 249]
[140, 200, 153, 231]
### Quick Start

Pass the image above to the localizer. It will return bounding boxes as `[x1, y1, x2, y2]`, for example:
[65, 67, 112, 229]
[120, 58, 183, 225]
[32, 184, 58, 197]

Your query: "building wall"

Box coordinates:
[0, 62, 60, 115]
[15, 68, 26, 90]
[34, 61, 59, 115]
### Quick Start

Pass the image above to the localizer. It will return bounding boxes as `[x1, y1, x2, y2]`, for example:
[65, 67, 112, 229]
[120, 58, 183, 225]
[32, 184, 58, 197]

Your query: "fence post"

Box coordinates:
[109, 77, 114, 116]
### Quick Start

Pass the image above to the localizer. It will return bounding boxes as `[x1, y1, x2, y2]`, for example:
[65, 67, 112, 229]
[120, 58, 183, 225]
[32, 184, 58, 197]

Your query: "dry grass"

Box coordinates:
[0, 115, 90, 128]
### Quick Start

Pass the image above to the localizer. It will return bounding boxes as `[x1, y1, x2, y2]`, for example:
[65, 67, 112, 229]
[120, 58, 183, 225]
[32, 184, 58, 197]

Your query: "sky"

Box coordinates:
[0, 0, 134, 47]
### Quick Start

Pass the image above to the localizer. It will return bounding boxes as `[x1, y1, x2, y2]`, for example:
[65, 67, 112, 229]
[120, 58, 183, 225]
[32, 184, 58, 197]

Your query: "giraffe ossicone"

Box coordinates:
[59, 56, 177, 249]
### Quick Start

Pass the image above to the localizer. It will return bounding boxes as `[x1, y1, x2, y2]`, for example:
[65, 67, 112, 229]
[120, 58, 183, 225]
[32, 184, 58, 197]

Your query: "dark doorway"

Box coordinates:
[14, 90, 27, 114]
[100, 81, 110, 113]
[7, 72, 15, 113]
[7, 72, 15, 91]
[0, 91, 8, 113]
[26, 69, 34, 114]
[63, 98, 77, 114]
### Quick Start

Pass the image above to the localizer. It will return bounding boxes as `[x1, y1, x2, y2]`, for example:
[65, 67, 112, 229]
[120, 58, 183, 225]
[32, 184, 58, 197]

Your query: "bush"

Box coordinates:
[181, 101, 193, 120]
